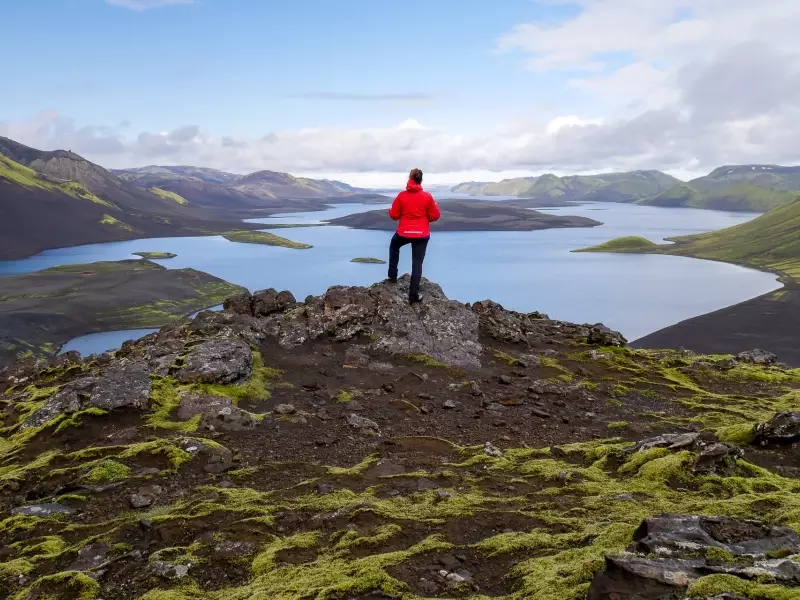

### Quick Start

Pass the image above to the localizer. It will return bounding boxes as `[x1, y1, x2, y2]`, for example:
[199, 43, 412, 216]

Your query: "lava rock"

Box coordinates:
[177, 339, 253, 385]
[180, 438, 234, 474]
[588, 324, 627, 347]
[12, 503, 76, 516]
[736, 349, 778, 365]
[275, 404, 296, 415]
[755, 411, 800, 445]
[346, 413, 380, 434]
[150, 561, 190, 580]
[177, 393, 233, 421]
[223, 291, 254, 315]
[70, 543, 110, 571]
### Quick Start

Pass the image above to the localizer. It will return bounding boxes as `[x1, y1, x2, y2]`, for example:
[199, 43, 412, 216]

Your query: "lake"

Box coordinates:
[0, 201, 780, 354]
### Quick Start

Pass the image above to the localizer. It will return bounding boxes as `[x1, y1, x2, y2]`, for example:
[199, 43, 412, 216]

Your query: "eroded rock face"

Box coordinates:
[588, 515, 800, 599]
[177, 339, 252, 385]
[755, 411, 800, 445]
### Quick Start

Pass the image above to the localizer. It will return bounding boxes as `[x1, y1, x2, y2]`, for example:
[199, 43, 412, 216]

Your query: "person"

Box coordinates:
[387, 168, 440, 304]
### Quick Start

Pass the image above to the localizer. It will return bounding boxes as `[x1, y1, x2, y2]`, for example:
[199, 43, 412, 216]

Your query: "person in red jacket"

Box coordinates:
[387, 168, 441, 304]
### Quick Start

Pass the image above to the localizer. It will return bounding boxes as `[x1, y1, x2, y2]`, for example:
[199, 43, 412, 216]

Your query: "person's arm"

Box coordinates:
[426, 194, 441, 223]
[389, 193, 402, 221]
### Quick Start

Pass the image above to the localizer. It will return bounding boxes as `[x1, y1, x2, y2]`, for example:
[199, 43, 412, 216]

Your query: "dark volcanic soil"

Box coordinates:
[633, 284, 800, 366]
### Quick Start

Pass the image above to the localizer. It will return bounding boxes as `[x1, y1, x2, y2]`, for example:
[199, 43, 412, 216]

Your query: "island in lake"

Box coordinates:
[351, 257, 386, 264]
[329, 200, 602, 231]
[0, 259, 244, 365]
[222, 231, 312, 249]
[133, 251, 177, 259]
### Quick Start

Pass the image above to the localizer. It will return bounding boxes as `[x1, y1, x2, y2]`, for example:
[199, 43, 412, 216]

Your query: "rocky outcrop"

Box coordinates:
[621, 433, 743, 476]
[176, 339, 252, 384]
[24, 362, 151, 428]
[755, 411, 800, 445]
[736, 349, 778, 365]
[589, 515, 800, 599]
[217, 277, 627, 369]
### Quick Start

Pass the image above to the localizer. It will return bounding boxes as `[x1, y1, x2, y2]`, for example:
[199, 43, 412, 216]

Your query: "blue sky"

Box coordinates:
[3, 0, 800, 185]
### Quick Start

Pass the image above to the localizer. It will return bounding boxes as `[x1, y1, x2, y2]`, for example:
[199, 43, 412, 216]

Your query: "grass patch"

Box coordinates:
[223, 231, 312, 249]
[149, 187, 188, 205]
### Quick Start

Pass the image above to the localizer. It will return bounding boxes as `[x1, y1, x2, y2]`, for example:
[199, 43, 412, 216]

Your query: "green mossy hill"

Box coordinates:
[640, 182, 797, 212]
[665, 197, 800, 280]
[132, 252, 177, 260]
[148, 187, 189, 205]
[99, 214, 135, 231]
[351, 257, 387, 264]
[574, 236, 661, 253]
[0, 154, 116, 209]
[0, 260, 244, 365]
[1, 296, 799, 600]
[223, 230, 313, 249]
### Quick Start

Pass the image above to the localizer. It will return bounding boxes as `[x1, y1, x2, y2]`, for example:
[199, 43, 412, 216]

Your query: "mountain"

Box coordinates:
[115, 165, 373, 211]
[451, 170, 681, 203]
[690, 164, 800, 192]
[640, 182, 798, 212]
[0, 138, 260, 259]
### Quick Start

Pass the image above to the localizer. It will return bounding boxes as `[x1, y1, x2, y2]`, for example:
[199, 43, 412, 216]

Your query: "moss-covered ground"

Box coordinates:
[1, 332, 799, 600]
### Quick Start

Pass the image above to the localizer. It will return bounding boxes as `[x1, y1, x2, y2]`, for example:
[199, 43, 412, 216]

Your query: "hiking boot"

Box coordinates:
[409, 295, 423, 305]
[384, 277, 398, 284]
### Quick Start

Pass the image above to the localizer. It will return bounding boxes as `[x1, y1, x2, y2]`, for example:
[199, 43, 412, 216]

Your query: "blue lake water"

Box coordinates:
[0, 202, 780, 354]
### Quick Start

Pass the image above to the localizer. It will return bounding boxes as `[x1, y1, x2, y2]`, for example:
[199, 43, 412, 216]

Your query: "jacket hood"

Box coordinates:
[406, 179, 423, 192]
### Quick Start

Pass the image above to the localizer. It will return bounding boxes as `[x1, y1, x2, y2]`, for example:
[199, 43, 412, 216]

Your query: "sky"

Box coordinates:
[3, 0, 800, 187]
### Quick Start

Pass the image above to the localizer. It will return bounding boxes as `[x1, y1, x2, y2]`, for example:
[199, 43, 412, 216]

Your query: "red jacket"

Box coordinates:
[389, 179, 441, 238]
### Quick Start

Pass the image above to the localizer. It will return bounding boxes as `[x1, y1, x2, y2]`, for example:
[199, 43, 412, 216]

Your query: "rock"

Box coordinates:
[382, 383, 395, 393]
[531, 408, 552, 419]
[213, 540, 256, 558]
[204, 405, 257, 431]
[180, 438, 234, 474]
[417, 579, 440, 594]
[736, 349, 777, 365]
[498, 374, 512, 385]
[443, 400, 457, 410]
[484, 442, 502, 457]
[346, 413, 380, 434]
[53, 350, 82, 368]
[177, 393, 233, 421]
[177, 339, 253, 385]
[588, 324, 627, 347]
[88, 363, 152, 411]
[130, 485, 163, 509]
[315, 483, 333, 495]
[24, 378, 94, 428]
[150, 561, 190, 580]
[71, 543, 110, 571]
[589, 515, 800, 600]
[12, 503, 76, 516]
[275, 404, 296, 415]
[755, 411, 800, 445]
[260, 277, 483, 369]
[438, 554, 461, 570]
[694, 443, 743, 475]
[626, 433, 742, 476]
[223, 291, 253, 315]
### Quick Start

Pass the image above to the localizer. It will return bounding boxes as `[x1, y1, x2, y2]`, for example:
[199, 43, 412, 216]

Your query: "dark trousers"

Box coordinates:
[388, 233, 429, 300]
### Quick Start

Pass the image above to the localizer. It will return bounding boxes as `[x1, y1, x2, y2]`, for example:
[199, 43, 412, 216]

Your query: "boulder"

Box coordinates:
[624, 433, 742, 476]
[202, 405, 257, 432]
[88, 363, 151, 411]
[223, 291, 253, 315]
[180, 438, 234, 474]
[176, 393, 233, 421]
[70, 543, 110, 571]
[736, 349, 778, 365]
[177, 339, 252, 384]
[12, 503, 76, 516]
[755, 411, 800, 445]
[24, 378, 95, 428]
[252, 288, 296, 317]
[346, 413, 380, 434]
[588, 324, 627, 347]
[588, 515, 800, 599]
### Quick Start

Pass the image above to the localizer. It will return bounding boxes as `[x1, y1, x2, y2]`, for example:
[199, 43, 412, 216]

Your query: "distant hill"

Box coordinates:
[690, 165, 800, 192]
[115, 164, 373, 211]
[640, 182, 797, 212]
[451, 170, 681, 203]
[0, 138, 262, 259]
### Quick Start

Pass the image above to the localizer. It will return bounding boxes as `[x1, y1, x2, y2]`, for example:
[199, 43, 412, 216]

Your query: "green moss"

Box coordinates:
[716, 423, 757, 445]
[688, 574, 800, 600]
[149, 187, 189, 205]
[147, 377, 201, 432]
[334, 524, 402, 550]
[223, 230, 312, 249]
[493, 349, 523, 366]
[336, 390, 354, 403]
[574, 236, 660, 253]
[192, 352, 277, 405]
[607, 421, 629, 430]
[705, 546, 735, 563]
[53, 408, 108, 434]
[326, 455, 378, 477]
[83, 459, 131, 483]
[13, 570, 101, 600]
[133, 251, 177, 259]
[403, 353, 449, 368]
[99, 214, 134, 231]
[351, 257, 386, 264]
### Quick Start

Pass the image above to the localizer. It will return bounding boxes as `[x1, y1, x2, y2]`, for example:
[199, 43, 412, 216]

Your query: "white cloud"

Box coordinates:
[105, 0, 195, 10]
[7, 1, 800, 184]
